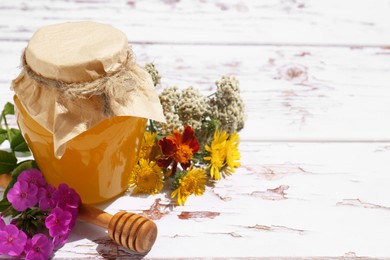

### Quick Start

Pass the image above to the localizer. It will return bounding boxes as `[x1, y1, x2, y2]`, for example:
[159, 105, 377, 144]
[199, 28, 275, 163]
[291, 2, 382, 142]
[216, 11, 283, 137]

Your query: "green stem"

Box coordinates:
[149, 119, 156, 133]
[207, 92, 216, 98]
[0, 205, 12, 217]
[2, 113, 11, 139]
[1, 113, 14, 156]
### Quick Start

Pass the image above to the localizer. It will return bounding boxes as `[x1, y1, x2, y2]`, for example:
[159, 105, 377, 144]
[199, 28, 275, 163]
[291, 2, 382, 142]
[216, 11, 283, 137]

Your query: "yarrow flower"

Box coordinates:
[129, 159, 164, 195]
[158, 126, 200, 176]
[156, 86, 183, 135]
[176, 87, 209, 131]
[145, 62, 161, 87]
[209, 76, 246, 134]
[171, 168, 207, 206]
[204, 130, 241, 180]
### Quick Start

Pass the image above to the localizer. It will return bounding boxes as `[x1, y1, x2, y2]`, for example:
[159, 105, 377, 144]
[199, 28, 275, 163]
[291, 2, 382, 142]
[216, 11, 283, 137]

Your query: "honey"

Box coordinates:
[15, 96, 146, 204]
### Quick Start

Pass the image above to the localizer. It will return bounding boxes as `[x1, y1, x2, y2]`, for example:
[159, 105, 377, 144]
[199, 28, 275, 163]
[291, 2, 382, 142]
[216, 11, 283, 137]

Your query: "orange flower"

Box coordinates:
[157, 126, 200, 176]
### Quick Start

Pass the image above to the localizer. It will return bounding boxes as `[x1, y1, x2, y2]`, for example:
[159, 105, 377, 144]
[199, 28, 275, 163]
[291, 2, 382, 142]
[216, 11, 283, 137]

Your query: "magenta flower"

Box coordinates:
[38, 184, 56, 211]
[66, 207, 79, 229]
[53, 183, 81, 210]
[0, 224, 27, 256]
[25, 233, 54, 260]
[52, 183, 81, 228]
[53, 232, 69, 249]
[45, 207, 72, 237]
[7, 181, 38, 211]
[18, 169, 46, 188]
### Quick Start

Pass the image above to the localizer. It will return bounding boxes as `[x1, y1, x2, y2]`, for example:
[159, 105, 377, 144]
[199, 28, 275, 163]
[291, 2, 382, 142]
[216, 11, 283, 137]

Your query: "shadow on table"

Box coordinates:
[68, 221, 148, 259]
[94, 236, 147, 260]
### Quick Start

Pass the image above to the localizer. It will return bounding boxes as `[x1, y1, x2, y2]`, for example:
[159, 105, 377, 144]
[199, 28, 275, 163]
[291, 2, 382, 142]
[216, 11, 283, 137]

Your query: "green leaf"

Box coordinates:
[2, 102, 14, 116]
[3, 160, 38, 199]
[0, 129, 7, 145]
[9, 128, 29, 152]
[11, 160, 38, 179]
[0, 201, 20, 218]
[14, 142, 29, 153]
[0, 198, 11, 213]
[0, 150, 17, 174]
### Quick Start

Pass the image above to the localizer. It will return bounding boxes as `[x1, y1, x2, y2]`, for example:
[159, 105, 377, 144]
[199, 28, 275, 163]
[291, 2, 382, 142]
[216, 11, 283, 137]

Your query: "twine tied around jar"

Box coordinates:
[21, 48, 150, 117]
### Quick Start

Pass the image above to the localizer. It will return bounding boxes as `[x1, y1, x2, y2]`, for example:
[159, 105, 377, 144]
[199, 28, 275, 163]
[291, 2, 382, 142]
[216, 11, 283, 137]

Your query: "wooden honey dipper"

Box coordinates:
[0, 174, 157, 254]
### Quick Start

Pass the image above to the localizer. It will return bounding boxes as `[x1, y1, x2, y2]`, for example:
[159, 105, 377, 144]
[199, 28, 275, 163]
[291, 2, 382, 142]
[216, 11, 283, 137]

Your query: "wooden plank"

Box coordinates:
[130, 44, 390, 142]
[2, 42, 390, 140]
[47, 142, 390, 258]
[0, 0, 390, 46]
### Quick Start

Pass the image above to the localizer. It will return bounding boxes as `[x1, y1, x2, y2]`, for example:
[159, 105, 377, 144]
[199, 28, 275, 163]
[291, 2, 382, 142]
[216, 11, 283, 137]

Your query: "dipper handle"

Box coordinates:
[0, 174, 157, 254]
[78, 205, 157, 253]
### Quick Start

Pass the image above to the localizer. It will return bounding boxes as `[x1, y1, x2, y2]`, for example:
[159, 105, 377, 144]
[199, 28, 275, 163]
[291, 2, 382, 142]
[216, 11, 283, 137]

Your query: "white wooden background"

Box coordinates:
[1, 0, 390, 259]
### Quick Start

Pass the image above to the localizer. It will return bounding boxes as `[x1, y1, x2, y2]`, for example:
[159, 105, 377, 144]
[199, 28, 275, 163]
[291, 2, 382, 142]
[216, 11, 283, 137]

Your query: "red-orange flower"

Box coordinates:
[157, 126, 200, 176]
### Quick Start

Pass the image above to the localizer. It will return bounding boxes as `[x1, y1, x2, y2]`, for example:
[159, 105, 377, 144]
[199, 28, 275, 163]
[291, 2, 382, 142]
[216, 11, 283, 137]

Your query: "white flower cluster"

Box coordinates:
[177, 87, 209, 131]
[209, 76, 246, 134]
[156, 86, 183, 135]
[156, 86, 209, 135]
[151, 69, 245, 139]
[144, 63, 161, 87]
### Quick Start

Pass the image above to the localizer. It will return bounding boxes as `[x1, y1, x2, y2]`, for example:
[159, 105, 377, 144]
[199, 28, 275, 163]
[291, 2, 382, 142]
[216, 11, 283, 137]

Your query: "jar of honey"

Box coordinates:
[11, 22, 164, 204]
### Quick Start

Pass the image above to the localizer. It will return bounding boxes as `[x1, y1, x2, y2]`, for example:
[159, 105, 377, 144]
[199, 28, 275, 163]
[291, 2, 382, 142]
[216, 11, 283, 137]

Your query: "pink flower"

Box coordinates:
[45, 207, 72, 237]
[18, 169, 46, 188]
[53, 232, 69, 249]
[52, 183, 81, 228]
[25, 233, 54, 260]
[38, 184, 56, 211]
[66, 207, 79, 229]
[0, 224, 27, 256]
[7, 181, 38, 211]
[53, 183, 81, 210]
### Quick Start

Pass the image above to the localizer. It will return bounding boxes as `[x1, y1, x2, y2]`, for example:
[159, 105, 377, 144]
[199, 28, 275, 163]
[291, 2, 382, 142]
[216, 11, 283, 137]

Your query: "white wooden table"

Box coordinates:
[1, 1, 390, 259]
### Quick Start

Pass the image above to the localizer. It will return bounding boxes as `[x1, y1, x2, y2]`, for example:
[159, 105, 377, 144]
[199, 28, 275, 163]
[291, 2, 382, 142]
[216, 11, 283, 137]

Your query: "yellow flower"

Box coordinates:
[171, 168, 207, 206]
[129, 159, 164, 194]
[203, 131, 228, 180]
[204, 130, 241, 180]
[224, 131, 241, 175]
[139, 132, 157, 160]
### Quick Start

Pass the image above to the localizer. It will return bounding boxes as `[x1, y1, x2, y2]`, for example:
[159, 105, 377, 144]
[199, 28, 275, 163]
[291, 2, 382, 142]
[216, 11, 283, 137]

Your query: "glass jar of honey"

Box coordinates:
[11, 22, 164, 204]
